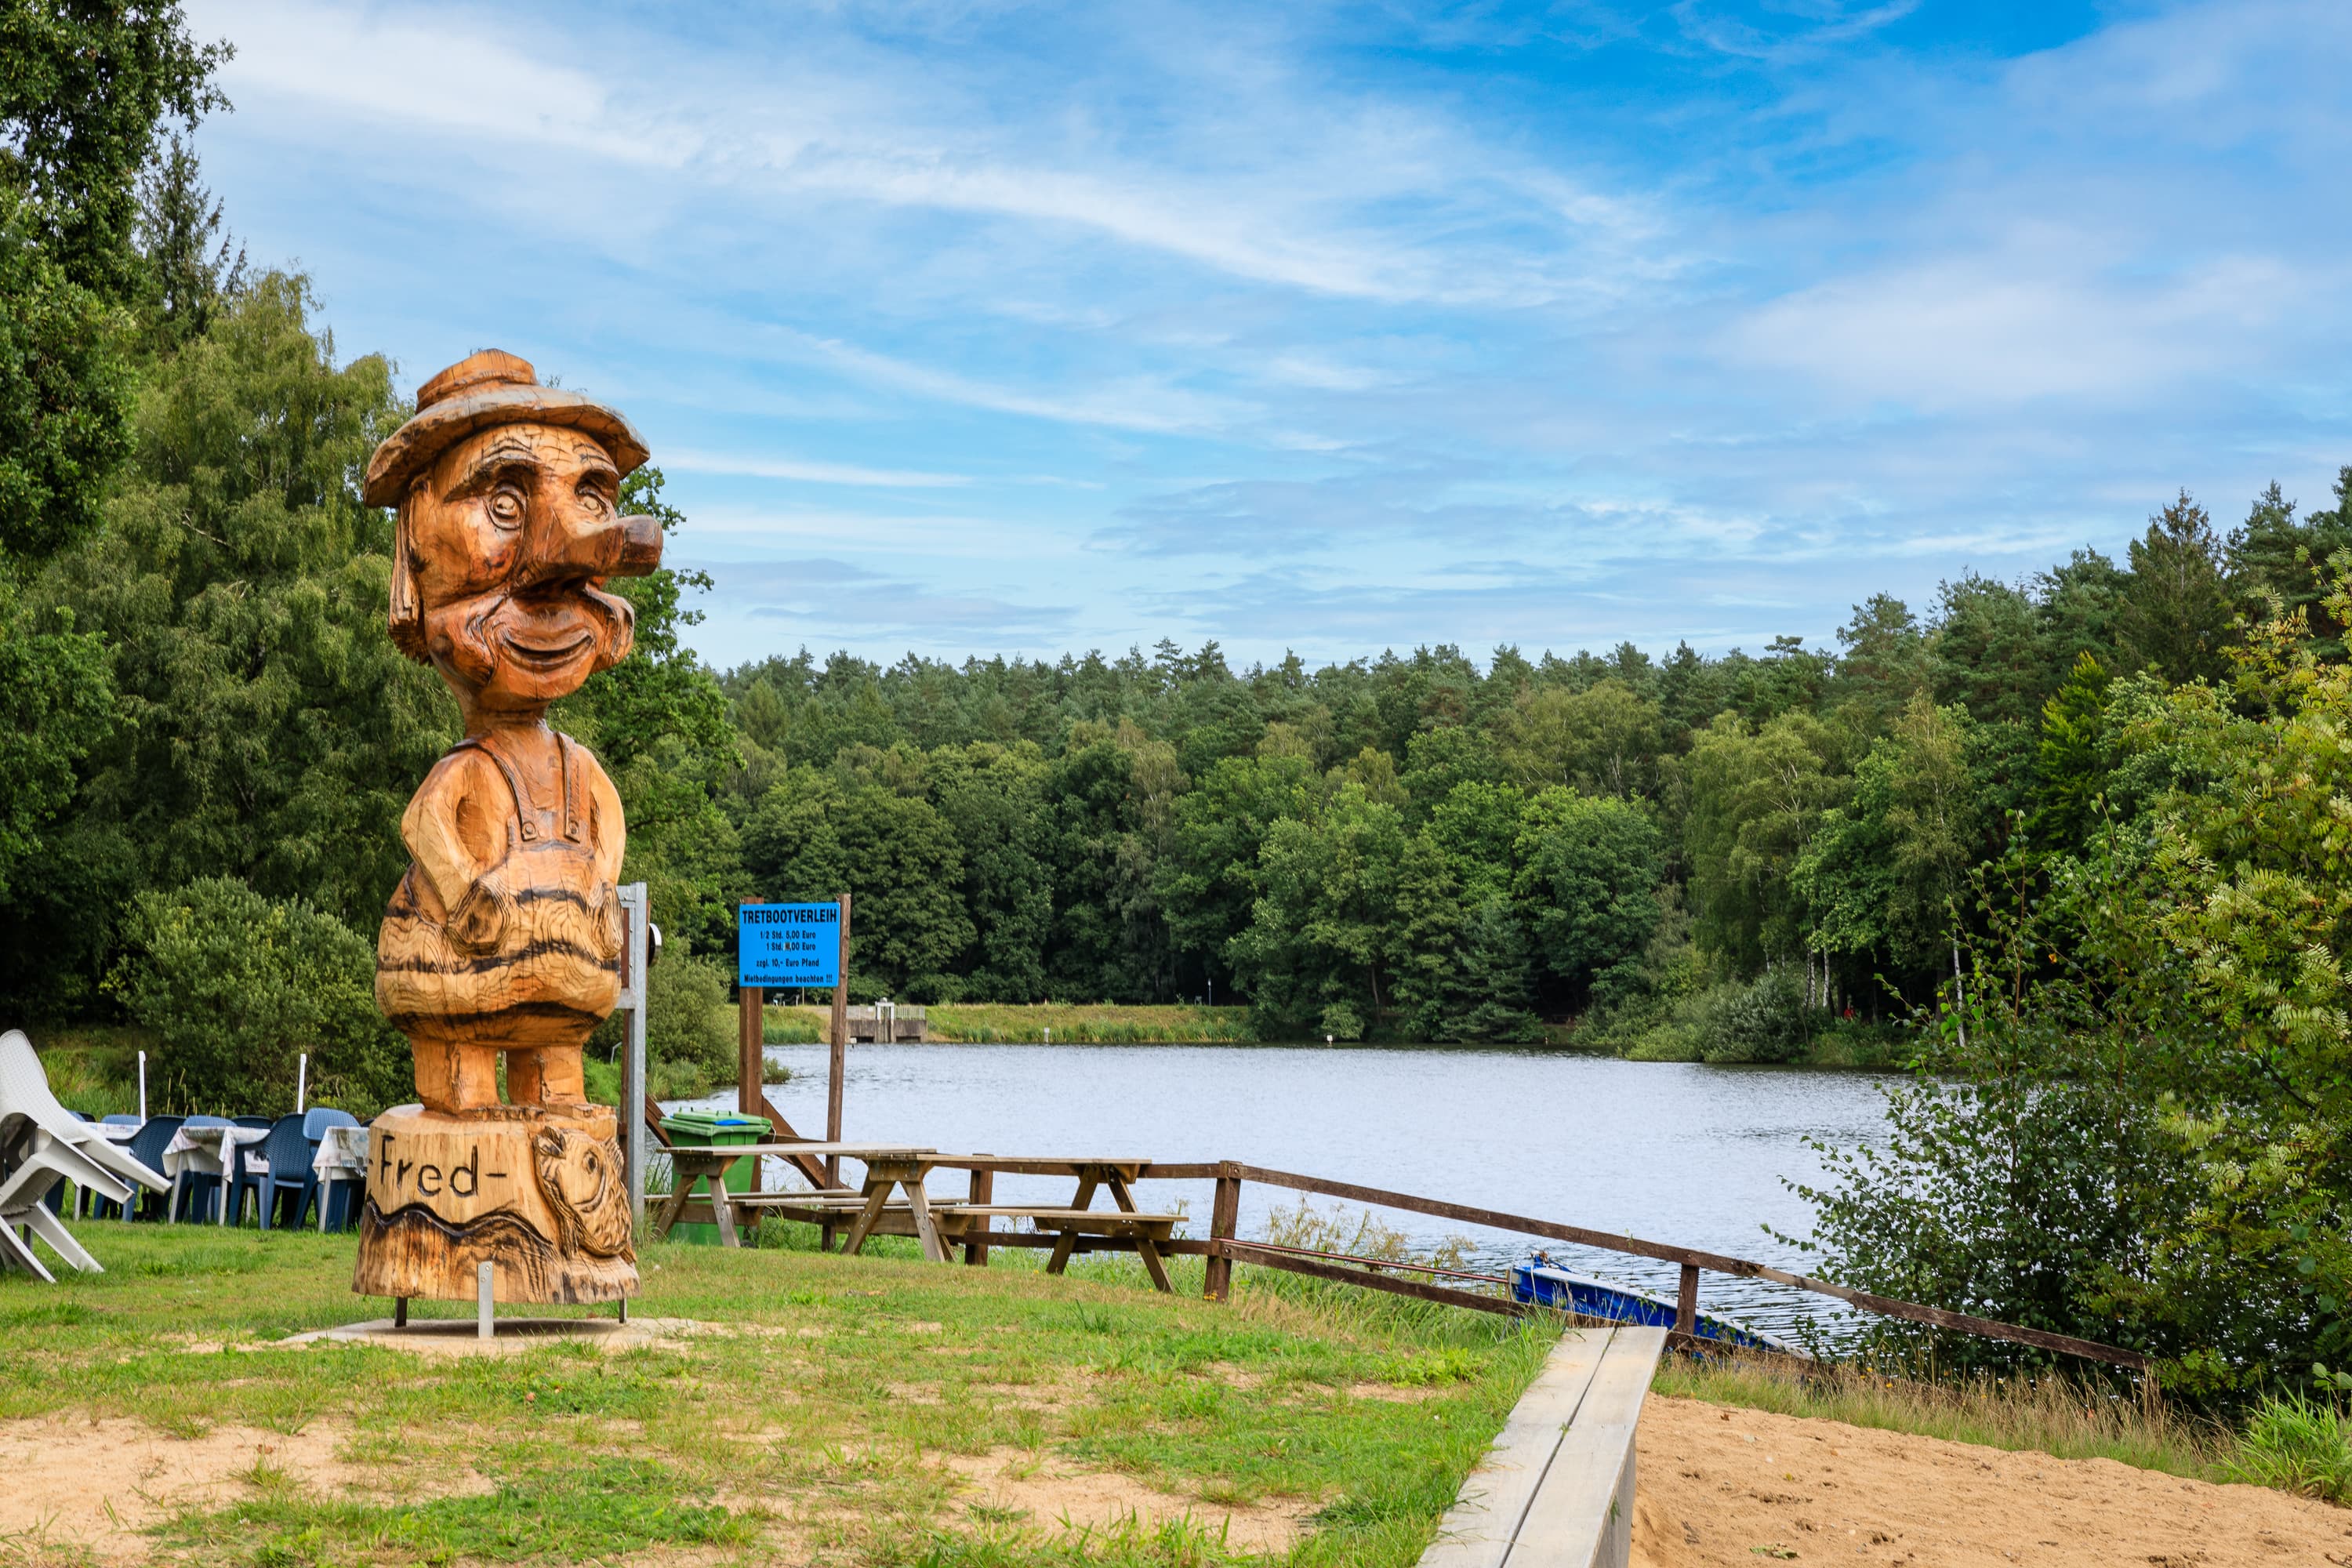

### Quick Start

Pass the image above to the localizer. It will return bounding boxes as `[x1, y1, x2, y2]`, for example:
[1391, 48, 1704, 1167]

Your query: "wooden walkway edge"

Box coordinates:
[1418, 1323, 1668, 1568]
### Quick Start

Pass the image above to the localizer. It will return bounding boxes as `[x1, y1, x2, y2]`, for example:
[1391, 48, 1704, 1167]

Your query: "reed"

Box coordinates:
[760, 1002, 1261, 1044]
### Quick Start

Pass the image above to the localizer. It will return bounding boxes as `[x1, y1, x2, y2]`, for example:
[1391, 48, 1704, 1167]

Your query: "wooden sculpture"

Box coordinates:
[350, 350, 660, 1305]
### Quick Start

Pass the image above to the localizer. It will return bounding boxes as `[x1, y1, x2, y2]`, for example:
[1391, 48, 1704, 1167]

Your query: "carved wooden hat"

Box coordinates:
[362, 350, 650, 509]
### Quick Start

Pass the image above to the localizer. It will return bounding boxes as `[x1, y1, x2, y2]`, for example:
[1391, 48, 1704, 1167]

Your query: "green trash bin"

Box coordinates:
[659, 1110, 773, 1245]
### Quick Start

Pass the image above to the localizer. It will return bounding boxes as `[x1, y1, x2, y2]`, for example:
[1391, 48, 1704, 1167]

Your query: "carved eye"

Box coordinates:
[487, 486, 524, 530]
[578, 485, 611, 517]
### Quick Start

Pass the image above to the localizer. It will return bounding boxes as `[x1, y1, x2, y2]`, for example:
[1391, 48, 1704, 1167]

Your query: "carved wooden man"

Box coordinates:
[351, 350, 658, 1305]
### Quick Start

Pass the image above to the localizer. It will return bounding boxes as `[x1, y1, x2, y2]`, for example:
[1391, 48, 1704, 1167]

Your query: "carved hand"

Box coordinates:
[446, 869, 518, 956]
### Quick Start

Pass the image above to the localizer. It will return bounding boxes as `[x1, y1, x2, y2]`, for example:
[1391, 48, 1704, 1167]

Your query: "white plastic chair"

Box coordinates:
[0, 1030, 170, 1278]
[0, 1131, 127, 1279]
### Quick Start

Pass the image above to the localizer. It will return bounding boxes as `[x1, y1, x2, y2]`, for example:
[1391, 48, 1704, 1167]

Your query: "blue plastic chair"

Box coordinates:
[96, 1116, 181, 1221]
[169, 1116, 234, 1223]
[230, 1115, 318, 1230]
[303, 1106, 358, 1139]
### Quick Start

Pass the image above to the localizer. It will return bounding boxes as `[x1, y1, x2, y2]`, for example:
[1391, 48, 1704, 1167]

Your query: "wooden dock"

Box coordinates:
[844, 1004, 925, 1043]
[1417, 1323, 1668, 1568]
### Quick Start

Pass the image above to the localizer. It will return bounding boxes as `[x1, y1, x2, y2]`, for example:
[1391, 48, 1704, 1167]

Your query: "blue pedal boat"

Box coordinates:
[1510, 1255, 1810, 1359]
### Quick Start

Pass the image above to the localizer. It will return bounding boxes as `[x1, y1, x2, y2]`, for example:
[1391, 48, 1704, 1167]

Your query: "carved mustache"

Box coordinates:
[446, 587, 636, 684]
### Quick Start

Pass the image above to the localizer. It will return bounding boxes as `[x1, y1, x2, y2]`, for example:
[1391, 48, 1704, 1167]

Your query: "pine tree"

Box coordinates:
[132, 131, 245, 350]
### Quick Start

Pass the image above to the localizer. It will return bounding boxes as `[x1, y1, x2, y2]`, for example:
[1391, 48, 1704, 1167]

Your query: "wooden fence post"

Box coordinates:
[826, 893, 851, 1190]
[1675, 1262, 1699, 1340]
[1204, 1162, 1242, 1302]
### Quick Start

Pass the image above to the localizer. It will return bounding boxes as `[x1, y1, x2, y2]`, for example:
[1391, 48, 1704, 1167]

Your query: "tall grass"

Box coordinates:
[25, 1029, 148, 1117]
[930, 1004, 1258, 1044]
[2223, 1394, 2352, 1501]
[1654, 1348, 2223, 1478]
[761, 1002, 1261, 1044]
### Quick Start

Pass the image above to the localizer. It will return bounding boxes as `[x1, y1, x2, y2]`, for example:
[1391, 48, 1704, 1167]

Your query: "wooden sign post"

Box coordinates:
[735, 897, 851, 1216]
[827, 893, 851, 1189]
[737, 978, 764, 1196]
[353, 350, 663, 1310]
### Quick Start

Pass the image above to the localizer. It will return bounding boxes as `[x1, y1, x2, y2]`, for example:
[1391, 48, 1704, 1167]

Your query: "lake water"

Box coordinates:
[674, 1044, 1896, 1343]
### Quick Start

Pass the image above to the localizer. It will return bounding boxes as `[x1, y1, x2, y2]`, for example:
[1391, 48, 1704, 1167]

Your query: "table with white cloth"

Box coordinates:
[310, 1123, 368, 1232]
[160, 1125, 270, 1225]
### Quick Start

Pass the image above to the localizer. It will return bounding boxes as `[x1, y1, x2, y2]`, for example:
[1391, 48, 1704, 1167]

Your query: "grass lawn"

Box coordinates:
[0, 1221, 1555, 1566]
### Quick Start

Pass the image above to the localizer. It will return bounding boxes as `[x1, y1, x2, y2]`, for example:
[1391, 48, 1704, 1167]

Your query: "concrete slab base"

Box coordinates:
[278, 1316, 664, 1356]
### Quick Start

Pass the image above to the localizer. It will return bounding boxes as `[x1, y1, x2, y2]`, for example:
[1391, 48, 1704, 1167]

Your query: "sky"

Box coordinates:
[183, 0, 2352, 673]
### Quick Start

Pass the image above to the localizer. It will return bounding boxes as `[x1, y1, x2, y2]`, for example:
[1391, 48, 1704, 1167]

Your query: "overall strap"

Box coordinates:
[455, 730, 586, 846]
[554, 732, 587, 845]
[453, 732, 540, 844]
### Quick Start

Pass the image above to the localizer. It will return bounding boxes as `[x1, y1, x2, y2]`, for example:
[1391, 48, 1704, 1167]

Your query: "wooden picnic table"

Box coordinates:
[834, 1152, 1179, 1290]
[651, 1143, 934, 1249]
[655, 1143, 1183, 1291]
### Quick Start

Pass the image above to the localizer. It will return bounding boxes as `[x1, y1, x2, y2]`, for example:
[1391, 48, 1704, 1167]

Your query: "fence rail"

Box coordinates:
[1125, 1160, 2149, 1373]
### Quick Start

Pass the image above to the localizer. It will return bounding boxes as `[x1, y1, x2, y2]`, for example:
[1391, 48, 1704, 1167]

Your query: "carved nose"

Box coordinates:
[524, 508, 663, 585]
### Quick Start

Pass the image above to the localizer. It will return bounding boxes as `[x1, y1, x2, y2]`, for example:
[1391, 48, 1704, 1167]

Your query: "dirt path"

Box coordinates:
[1632, 1394, 2352, 1567]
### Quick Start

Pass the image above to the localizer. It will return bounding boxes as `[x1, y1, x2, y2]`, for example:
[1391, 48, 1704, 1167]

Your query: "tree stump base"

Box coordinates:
[352, 1103, 637, 1304]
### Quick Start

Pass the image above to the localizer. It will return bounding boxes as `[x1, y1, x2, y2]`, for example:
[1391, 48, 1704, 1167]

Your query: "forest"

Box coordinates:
[4, 6, 2348, 1396]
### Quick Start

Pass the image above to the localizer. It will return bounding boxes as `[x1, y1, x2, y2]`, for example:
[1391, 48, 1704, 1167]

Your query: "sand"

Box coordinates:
[9, 1390, 2347, 1563]
[942, 1446, 1305, 1552]
[0, 1415, 488, 1561]
[1631, 1394, 2352, 1567]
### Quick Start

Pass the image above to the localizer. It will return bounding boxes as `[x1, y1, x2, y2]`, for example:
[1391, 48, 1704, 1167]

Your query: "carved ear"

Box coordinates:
[388, 488, 430, 662]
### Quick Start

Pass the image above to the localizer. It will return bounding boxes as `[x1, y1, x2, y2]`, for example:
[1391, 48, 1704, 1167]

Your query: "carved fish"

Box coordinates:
[531, 1127, 634, 1259]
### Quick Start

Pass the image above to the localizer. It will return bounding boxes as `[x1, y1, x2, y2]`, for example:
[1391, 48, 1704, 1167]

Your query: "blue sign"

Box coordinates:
[738, 902, 842, 988]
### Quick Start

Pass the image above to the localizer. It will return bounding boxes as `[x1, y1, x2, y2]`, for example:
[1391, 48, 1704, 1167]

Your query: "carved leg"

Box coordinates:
[506, 1046, 586, 1106]
[412, 1039, 500, 1111]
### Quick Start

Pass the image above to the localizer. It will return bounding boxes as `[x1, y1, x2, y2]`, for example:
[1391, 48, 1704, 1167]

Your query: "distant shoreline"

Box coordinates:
[753, 1001, 1905, 1066]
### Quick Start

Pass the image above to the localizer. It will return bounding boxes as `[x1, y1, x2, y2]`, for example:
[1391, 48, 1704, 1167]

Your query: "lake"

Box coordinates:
[676, 1043, 1897, 1343]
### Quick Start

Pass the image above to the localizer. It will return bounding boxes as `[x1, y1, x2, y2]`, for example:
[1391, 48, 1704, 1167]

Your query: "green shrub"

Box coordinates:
[1693, 968, 1809, 1063]
[109, 877, 406, 1116]
[1622, 1022, 1702, 1061]
[1316, 1000, 1365, 1041]
[646, 943, 735, 1083]
[2224, 1394, 2352, 1501]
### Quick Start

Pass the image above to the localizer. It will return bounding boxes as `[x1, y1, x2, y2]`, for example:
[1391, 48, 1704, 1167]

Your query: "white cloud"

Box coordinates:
[661, 448, 969, 488]
[197, 0, 1675, 310]
[1726, 249, 2308, 407]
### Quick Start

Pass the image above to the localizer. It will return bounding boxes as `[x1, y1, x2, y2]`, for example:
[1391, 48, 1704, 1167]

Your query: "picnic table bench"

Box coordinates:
[654, 1143, 931, 1249]
[649, 1143, 1184, 1290]
[1417, 1322, 1668, 1568]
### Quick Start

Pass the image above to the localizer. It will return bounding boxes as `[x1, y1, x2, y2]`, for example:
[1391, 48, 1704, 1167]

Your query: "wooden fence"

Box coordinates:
[635, 1100, 2150, 1376]
[1126, 1160, 2150, 1374]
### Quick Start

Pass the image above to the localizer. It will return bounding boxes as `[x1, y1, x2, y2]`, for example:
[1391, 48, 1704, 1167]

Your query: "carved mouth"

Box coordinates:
[499, 628, 594, 669]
